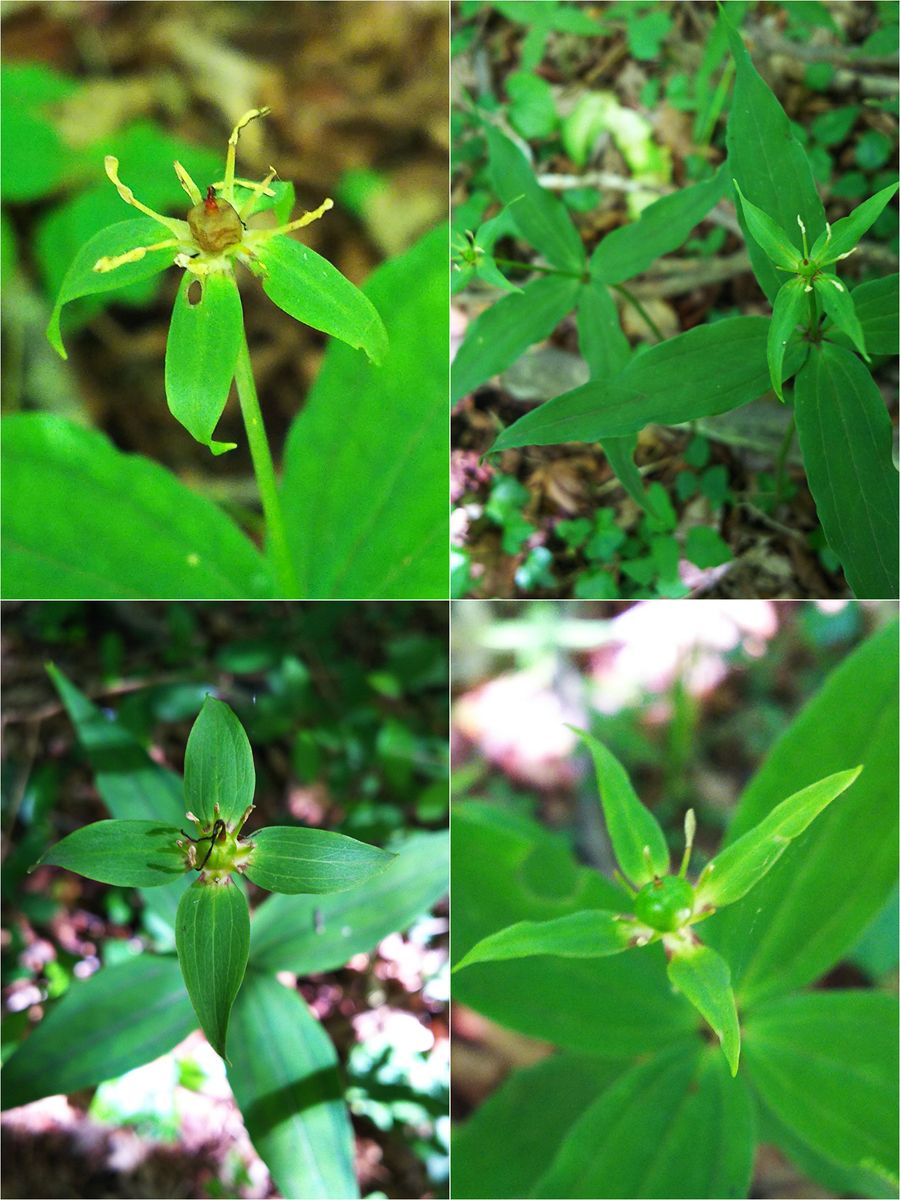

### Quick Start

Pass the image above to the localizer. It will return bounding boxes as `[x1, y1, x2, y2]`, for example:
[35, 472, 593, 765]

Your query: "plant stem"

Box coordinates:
[492, 256, 584, 280]
[774, 413, 796, 508]
[612, 283, 665, 342]
[233, 329, 298, 596]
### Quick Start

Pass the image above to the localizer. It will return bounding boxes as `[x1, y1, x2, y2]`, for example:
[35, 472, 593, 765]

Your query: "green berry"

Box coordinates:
[634, 875, 694, 932]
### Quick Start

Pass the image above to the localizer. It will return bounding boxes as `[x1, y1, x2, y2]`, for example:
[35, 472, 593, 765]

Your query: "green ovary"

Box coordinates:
[634, 875, 694, 932]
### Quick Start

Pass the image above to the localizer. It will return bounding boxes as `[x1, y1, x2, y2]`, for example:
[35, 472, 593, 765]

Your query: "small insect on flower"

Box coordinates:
[181, 818, 228, 872]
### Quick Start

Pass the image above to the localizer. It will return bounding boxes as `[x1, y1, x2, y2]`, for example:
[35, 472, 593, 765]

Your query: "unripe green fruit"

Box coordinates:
[634, 875, 694, 932]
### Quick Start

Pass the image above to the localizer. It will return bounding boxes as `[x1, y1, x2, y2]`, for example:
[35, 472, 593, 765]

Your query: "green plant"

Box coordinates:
[2, 105, 446, 600]
[452, 620, 898, 1199]
[452, 4, 899, 598]
[4, 666, 449, 1199]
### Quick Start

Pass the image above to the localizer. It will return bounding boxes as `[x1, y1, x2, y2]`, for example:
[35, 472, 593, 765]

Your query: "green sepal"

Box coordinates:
[47, 218, 177, 358]
[244, 826, 395, 894]
[33, 818, 186, 886]
[732, 180, 802, 272]
[812, 273, 868, 361]
[175, 876, 250, 1061]
[696, 767, 862, 910]
[811, 182, 900, 263]
[570, 727, 669, 887]
[255, 234, 388, 365]
[183, 696, 255, 827]
[453, 909, 636, 973]
[768, 276, 808, 401]
[667, 940, 741, 1076]
[165, 271, 243, 455]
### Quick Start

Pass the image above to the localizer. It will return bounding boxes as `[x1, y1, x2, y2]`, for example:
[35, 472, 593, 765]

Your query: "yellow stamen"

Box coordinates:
[93, 237, 180, 273]
[238, 166, 280, 220]
[104, 156, 186, 236]
[224, 107, 272, 202]
[268, 196, 334, 237]
[173, 160, 202, 205]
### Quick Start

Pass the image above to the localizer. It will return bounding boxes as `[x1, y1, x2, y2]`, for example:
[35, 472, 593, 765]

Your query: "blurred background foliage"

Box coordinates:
[2, 600, 448, 1199]
[451, 599, 898, 1173]
[1, 0, 447, 483]
[451, 0, 899, 600]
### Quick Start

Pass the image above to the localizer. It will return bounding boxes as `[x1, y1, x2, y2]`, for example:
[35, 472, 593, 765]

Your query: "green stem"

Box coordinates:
[612, 283, 665, 342]
[492, 256, 584, 280]
[233, 329, 298, 596]
[774, 413, 796, 508]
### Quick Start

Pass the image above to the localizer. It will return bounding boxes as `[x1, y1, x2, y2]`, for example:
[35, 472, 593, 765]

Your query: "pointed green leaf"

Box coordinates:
[226, 973, 359, 1200]
[768, 276, 808, 401]
[697, 767, 862, 910]
[183, 696, 255, 826]
[476, 253, 523, 292]
[838, 274, 898, 356]
[812, 273, 868, 360]
[1, 955, 196, 1110]
[249, 829, 447, 974]
[723, 10, 825, 302]
[255, 234, 388, 365]
[576, 280, 630, 376]
[732, 180, 803, 271]
[572, 727, 669, 886]
[591, 164, 728, 284]
[175, 877, 249, 1060]
[812, 182, 900, 262]
[165, 271, 242, 455]
[244, 826, 394, 895]
[667, 941, 741, 1076]
[451, 273, 581, 402]
[491, 316, 806, 452]
[485, 125, 585, 271]
[794, 342, 899, 598]
[47, 217, 176, 358]
[1, 414, 274, 600]
[453, 909, 635, 973]
[533, 1042, 755, 1198]
[745, 991, 898, 1183]
[35, 819, 186, 886]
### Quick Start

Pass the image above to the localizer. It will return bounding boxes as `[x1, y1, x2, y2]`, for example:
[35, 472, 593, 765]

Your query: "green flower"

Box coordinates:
[47, 107, 388, 454]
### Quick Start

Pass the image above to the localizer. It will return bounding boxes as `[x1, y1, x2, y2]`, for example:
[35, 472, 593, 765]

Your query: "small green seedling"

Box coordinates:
[454, 728, 862, 1076]
[45, 107, 388, 596]
[31, 695, 394, 1061]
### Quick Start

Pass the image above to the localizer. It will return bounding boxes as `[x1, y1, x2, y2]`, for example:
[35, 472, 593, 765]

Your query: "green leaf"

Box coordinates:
[1, 954, 196, 1109]
[684, 525, 731, 568]
[745, 992, 898, 1182]
[35, 818, 186, 887]
[452, 802, 696, 1056]
[255, 234, 388, 365]
[164, 271, 242, 454]
[175, 877, 249, 1060]
[244, 827, 394, 894]
[485, 125, 585, 270]
[704, 622, 899, 1006]
[452, 273, 581, 402]
[794, 341, 899, 598]
[1, 414, 274, 600]
[812, 182, 900, 262]
[506, 70, 558, 140]
[46, 218, 176, 358]
[571, 728, 669, 886]
[839, 274, 898, 356]
[591, 165, 728, 284]
[723, 10, 825, 301]
[698, 768, 862, 910]
[491, 316, 805, 451]
[183, 696, 255, 827]
[533, 1042, 755, 1198]
[454, 909, 635, 972]
[249, 830, 447, 974]
[226, 972, 359, 1200]
[768, 276, 808, 400]
[452, 1054, 624, 1200]
[812, 273, 868, 360]
[732, 180, 803, 271]
[576, 281, 630, 375]
[281, 225, 446, 598]
[667, 941, 741, 1076]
